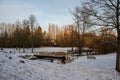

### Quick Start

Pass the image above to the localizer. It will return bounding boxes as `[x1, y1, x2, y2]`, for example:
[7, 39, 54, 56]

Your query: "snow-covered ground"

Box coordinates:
[3, 47, 76, 53]
[0, 47, 120, 80]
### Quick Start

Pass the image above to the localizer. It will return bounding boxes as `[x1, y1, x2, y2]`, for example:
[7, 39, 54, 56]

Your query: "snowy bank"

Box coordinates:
[0, 48, 120, 80]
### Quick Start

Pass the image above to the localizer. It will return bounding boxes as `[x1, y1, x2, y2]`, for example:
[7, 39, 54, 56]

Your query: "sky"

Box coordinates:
[0, 0, 81, 31]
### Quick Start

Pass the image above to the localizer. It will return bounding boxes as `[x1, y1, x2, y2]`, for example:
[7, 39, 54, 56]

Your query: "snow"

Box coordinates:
[0, 47, 120, 80]
[4, 47, 76, 53]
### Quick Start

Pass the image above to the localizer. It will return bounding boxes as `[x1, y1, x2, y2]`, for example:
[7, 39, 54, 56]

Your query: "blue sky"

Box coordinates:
[0, 0, 81, 31]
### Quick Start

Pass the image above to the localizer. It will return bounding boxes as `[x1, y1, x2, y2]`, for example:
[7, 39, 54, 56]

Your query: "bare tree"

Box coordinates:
[72, 7, 81, 56]
[22, 19, 29, 52]
[72, 4, 92, 56]
[84, 0, 120, 72]
[29, 14, 36, 53]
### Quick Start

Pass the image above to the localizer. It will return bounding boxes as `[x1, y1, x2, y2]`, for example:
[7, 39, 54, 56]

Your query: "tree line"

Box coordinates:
[0, 21, 43, 48]
[0, 21, 117, 54]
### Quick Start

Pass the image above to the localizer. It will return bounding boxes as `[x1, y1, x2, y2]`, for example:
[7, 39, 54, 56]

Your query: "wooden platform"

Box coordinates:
[34, 54, 65, 60]
[33, 52, 66, 59]
[33, 52, 71, 63]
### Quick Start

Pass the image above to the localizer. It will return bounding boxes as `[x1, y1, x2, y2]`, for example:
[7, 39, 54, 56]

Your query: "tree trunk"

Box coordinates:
[23, 43, 25, 53]
[115, 0, 120, 72]
[116, 30, 120, 72]
[31, 29, 34, 53]
[32, 42, 33, 53]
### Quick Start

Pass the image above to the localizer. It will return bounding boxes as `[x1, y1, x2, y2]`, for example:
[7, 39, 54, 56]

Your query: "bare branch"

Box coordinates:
[104, 0, 116, 13]
[108, 0, 117, 8]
